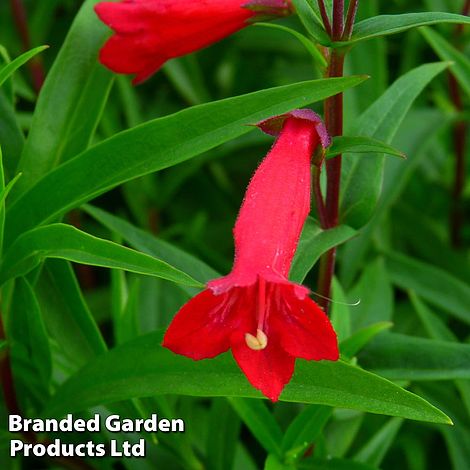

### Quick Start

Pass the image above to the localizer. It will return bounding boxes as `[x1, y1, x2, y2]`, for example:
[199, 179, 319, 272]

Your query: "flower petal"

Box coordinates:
[230, 329, 295, 401]
[275, 285, 339, 361]
[95, 0, 257, 82]
[163, 289, 236, 360]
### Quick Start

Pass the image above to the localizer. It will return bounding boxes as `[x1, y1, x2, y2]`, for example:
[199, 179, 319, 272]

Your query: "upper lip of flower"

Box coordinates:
[163, 111, 338, 401]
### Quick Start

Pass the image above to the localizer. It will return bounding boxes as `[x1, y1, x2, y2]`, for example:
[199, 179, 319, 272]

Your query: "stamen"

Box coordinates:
[245, 329, 268, 350]
[257, 277, 267, 331]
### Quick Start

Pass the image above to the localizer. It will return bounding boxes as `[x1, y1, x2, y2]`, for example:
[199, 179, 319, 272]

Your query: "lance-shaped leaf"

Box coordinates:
[5, 76, 367, 248]
[421, 26, 470, 99]
[347, 13, 470, 45]
[0, 46, 49, 88]
[359, 333, 470, 381]
[42, 331, 450, 425]
[0, 224, 201, 287]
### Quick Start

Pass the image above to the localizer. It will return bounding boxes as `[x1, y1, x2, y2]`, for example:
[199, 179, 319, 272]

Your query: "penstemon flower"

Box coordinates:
[163, 110, 339, 401]
[94, 0, 293, 84]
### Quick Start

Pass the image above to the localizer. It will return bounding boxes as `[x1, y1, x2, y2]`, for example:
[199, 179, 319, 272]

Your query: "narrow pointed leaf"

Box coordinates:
[5, 76, 367, 247]
[340, 62, 448, 228]
[14, 0, 113, 193]
[228, 398, 283, 456]
[386, 251, 470, 325]
[0, 46, 48, 88]
[42, 331, 450, 425]
[254, 23, 327, 67]
[360, 333, 470, 381]
[348, 13, 470, 45]
[290, 219, 356, 283]
[327, 136, 406, 159]
[421, 26, 470, 98]
[0, 224, 202, 287]
[340, 322, 393, 358]
[291, 0, 331, 46]
[84, 204, 218, 285]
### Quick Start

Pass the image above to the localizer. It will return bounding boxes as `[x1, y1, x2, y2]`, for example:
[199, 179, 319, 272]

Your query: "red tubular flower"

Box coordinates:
[95, 0, 293, 84]
[163, 110, 339, 401]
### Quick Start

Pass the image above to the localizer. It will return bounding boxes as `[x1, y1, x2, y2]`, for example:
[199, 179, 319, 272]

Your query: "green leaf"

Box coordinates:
[340, 62, 448, 228]
[340, 108, 450, 287]
[410, 292, 470, 418]
[84, 204, 218, 287]
[0, 90, 24, 180]
[353, 417, 403, 467]
[348, 258, 394, 331]
[265, 454, 295, 470]
[0, 46, 48, 88]
[340, 322, 393, 359]
[35, 259, 107, 368]
[359, 333, 470, 381]
[0, 167, 23, 253]
[8, 278, 52, 406]
[349, 13, 470, 45]
[409, 292, 457, 343]
[327, 136, 406, 159]
[254, 23, 327, 67]
[289, 219, 356, 284]
[291, 0, 331, 46]
[0, 224, 202, 288]
[385, 251, 470, 325]
[330, 278, 351, 342]
[43, 330, 450, 424]
[420, 26, 470, 98]
[5, 76, 367, 247]
[228, 398, 283, 456]
[14, 0, 113, 194]
[207, 399, 241, 470]
[281, 405, 332, 459]
[298, 458, 379, 470]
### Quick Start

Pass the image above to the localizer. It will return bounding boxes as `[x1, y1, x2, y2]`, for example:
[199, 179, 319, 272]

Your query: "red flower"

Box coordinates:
[163, 110, 339, 401]
[95, 0, 293, 84]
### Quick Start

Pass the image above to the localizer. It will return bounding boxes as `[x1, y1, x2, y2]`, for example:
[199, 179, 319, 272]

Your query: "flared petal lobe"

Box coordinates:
[272, 284, 339, 361]
[95, 0, 292, 84]
[231, 327, 295, 401]
[162, 288, 234, 360]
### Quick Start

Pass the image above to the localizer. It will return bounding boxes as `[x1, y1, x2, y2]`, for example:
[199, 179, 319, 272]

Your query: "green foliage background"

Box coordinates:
[0, 0, 469, 469]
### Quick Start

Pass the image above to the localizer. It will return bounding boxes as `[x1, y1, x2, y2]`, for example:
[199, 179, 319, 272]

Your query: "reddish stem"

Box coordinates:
[456, 0, 470, 35]
[332, 0, 345, 40]
[317, 51, 345, 311]
[343, 0, 359, 40]
[317, 0, 332, 37]
[9, 0, 45, 92]
[315, 0, 347, 312]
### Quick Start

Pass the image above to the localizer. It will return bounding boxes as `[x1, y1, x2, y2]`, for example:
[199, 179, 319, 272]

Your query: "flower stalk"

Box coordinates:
[316, 0, 358, 311]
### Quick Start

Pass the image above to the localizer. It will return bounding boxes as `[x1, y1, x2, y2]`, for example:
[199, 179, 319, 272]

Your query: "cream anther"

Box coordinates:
[245, 329, 268, 350]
